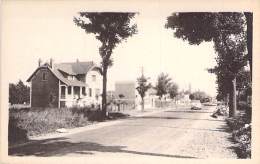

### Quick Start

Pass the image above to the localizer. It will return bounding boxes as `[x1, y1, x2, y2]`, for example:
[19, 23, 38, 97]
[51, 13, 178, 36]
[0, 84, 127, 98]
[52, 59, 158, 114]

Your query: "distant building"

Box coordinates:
[114, 81, 159, 109]
[27, 59, 102, 108]
[107, 90, 115, 103]
[144, 88, 158, 108]
[176, 91, 191, 104]
[114, 81, 136, 99]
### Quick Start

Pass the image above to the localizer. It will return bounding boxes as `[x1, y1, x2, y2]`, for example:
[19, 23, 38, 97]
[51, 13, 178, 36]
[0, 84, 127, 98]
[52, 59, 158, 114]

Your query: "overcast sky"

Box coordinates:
[2, 1, 217, 96]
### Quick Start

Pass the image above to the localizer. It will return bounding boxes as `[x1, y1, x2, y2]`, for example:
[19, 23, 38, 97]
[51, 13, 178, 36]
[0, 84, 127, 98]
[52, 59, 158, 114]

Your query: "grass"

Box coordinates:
[9, 106, 129, 146]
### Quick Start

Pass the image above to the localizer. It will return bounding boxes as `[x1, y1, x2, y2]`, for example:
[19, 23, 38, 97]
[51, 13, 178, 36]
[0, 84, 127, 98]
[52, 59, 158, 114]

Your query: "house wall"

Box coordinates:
[31, 67, 59, 108]
[85, 70, 102, 104]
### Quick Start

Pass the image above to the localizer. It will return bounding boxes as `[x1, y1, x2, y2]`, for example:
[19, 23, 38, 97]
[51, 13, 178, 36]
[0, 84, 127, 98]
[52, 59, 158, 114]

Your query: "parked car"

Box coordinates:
[191, 100, 202, 110]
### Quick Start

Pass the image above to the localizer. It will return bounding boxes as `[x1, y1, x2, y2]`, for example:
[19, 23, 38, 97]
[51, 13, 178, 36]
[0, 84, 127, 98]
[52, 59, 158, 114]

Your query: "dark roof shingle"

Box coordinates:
[54, 61, 95, 75]
[27, 61, 98, 87]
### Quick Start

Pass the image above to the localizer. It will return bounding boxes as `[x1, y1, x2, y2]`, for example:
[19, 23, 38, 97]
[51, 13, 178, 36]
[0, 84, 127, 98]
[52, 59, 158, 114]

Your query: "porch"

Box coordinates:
[59, 85, 86, 107]
[58, 84, 100, 108]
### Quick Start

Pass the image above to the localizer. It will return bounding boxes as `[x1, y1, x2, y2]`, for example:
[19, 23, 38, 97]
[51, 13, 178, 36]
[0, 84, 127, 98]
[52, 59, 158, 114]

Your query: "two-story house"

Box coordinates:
[27, 59, 102, 108]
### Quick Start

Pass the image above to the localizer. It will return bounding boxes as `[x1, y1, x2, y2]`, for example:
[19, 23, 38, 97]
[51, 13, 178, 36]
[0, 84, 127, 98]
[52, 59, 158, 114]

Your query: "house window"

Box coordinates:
[68, 75, 74, 80]
[42, 72, 47, 81]
[92, 75, 96, 82]
[89, 88, 92, 97]
[61, 86, 66, 99]
[82, 87, 86, 95]
[95, 89, 100, 100]
[68, 86, 71, 95]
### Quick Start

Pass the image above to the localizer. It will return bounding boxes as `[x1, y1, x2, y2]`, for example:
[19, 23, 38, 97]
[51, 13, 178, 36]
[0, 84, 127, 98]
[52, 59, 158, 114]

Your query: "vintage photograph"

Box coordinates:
[1, 0, 258, 162]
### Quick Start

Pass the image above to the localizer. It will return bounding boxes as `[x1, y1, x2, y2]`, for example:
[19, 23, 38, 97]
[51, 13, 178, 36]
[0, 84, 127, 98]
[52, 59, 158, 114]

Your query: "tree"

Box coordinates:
[168, 82, 178, 100]
[136, 72, 151, 111]
[236, 69, 251, 101]
[165, 12, 249, 117]
[189, 94, 195, 100]
[9, 80, 30, 105]
[165, 12, 251, 74]
[207, 15, 247, 116]
[189, 91, 208, 102]
[244, 13, 253, 79]
[155, 73, 172, 100]
[74, 12, 137, 117]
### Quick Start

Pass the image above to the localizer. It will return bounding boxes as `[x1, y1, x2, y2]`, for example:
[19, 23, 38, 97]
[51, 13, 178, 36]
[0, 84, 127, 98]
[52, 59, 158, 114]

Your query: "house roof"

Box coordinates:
[52, 68, 88, 87]
[27, 61, 99, 87]
[54, 61, 95, 75]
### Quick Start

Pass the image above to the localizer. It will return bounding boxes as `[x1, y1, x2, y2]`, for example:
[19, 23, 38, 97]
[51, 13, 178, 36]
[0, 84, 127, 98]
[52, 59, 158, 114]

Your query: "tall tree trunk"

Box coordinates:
[141, 97, 144, 111]
[220, 33, 238, 118]
[229, 77, 237, 117]
[245, 12, 253, 80]
[232, 77, 237, 117]
[102, 67, 108, 117]
[228, 91, 233, 117]
[225, 93, 229, 107]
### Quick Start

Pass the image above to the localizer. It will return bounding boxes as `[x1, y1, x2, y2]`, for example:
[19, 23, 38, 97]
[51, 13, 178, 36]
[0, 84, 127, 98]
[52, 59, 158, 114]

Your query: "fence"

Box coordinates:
[154, 100, 178, 108]
[107, 98, 136, 112]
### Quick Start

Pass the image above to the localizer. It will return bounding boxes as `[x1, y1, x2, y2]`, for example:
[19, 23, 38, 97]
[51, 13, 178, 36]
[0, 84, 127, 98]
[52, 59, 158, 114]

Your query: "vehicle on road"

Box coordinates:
[191, 100, 202, 110]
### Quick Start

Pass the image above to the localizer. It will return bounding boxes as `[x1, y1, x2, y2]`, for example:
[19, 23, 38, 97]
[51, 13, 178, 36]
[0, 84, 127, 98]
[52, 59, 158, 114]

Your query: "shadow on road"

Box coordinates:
[130, 115, 225, 122]
[115, 124, 229, 132]
[164, 110, 213, 114]
[9, 137, 196, 158]
[216, 124, 241, 158]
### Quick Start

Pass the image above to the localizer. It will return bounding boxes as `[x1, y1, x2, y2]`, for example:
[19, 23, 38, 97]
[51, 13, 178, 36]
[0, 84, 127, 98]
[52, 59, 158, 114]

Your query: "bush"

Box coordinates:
[154, 100, 175, 108]
[8, 106, 102, 138]
[9, 106, 131, 146]
[8, 116, 28, 146]
[237, 101, 251, 123]
[226, 111, 251, 158]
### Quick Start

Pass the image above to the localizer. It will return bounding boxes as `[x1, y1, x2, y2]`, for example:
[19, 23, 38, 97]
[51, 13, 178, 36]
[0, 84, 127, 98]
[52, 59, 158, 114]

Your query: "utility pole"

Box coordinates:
[141, 66, 144, 77]
[188, 83, 191, 94]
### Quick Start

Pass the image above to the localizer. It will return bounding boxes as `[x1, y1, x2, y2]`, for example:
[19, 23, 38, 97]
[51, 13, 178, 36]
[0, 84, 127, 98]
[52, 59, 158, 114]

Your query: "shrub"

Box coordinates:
[9, 106, 130, 146]
[226, 110, 251, 158]
[9, 106, 101, 138]
[8, 116, 28, 146]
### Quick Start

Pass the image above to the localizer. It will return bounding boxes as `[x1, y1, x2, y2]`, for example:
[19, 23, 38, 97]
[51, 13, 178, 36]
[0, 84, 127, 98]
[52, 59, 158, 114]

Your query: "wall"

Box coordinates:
[31, 67, 59, 107]
[85, 70, 102, 104]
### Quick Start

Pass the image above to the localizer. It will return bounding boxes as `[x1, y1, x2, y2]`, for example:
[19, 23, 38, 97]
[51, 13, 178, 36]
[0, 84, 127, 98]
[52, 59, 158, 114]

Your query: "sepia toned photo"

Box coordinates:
[1, 0, 260, 163]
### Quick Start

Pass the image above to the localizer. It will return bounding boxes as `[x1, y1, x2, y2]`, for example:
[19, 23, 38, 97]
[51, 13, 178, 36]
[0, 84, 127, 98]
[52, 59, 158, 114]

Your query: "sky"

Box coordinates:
[2, 1, 218, 96]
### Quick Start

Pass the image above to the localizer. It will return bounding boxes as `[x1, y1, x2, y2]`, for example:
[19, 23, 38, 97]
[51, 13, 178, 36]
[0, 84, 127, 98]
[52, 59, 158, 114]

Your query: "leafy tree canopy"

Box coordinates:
[168, 82, 178, 99]
[155, 73, 172, 99]
[9, 80, 30, 105]
[74, 12, 137, 67]
[189, 91, 208, 102]
[165, 12, 244, 45]
[136, 74, 151, 99]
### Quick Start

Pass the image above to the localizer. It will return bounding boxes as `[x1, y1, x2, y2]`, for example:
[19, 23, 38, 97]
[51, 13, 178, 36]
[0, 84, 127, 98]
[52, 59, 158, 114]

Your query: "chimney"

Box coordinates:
[50, 58, 53, 68]
[38, 58, 42, 67]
